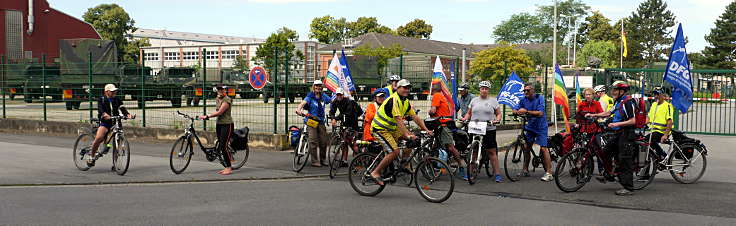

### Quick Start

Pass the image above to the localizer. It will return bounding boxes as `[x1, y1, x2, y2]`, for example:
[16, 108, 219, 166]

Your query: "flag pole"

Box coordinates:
[552, 0, 558, 133]
[620, 19, 624, 68]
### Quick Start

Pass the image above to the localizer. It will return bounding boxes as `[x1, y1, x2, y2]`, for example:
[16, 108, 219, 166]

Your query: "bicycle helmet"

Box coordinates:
[612, 81, 630, 90]
[373, 88, 387, 97]
[479, 81, 491, 88]
[388, 75, 401, 81]
[593, 85, 606, 93]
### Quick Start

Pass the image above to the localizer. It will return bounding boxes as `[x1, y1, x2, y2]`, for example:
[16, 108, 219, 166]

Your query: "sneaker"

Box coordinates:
[495, 175, 503, 183]
[458, 168, 468, 180]
[615, 189, 633, 196]
[541, 173, 553, 182]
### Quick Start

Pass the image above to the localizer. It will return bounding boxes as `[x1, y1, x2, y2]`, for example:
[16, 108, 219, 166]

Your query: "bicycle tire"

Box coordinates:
[414, 157, 455, 203]
[328, 138, 345, 179]
[554, 148, 593, 192]
[467, 140, 481, 185]
[483, 149, 494, 178]
[112, 135, 131, 176]
[169, 136, 193, 174]
[73, 133, 94, 171]
[668, 145, 707, 184]
[292, 134, 309, 172]
[504, 142, 524, 182]
[228, 141, 249, 170]
[630, 150, 658, 190]
[348, 152, 385, 196]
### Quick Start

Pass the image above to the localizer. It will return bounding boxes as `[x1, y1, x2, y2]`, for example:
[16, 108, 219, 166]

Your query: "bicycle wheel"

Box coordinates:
[668, 145, 707, 184]
[73, 133, 94, 171]
[169, 136, 193, 174]
[483, 150, 494, 178]
[504, 141, 525, 182]
[230, 141, 249, 170]
[414, 157, 455, 203]
[348, 152, 385, 196]
[292, 134, 309, 172]
[112, 134, 131, 176]
[327, 135, 343, 179]
[467, 141, 481, 185]
[554, 148, 593, 192]
[631, 150, 658, 190]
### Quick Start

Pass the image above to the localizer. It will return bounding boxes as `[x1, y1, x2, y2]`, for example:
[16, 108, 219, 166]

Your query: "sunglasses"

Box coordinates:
[523, 89, 532, 92]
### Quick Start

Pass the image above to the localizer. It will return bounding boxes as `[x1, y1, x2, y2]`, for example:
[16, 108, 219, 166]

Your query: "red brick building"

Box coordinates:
[1, 0, 100, 64]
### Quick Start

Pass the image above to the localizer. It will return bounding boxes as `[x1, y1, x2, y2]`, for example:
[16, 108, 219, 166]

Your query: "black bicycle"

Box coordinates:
[327, 116, 357, 179]
[169, 111, 249, 174]
[73, 116, 131, 175]
[503, 114, 562, 182]
[461, 119, 499, 184]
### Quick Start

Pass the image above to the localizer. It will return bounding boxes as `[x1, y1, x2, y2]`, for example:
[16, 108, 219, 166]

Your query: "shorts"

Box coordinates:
[482, 130, 498, 151]
[524, 130, 547, 147]
[100, 122, 112, 129]
[372, 129, 403, 154]
[438, 127, 455, 146]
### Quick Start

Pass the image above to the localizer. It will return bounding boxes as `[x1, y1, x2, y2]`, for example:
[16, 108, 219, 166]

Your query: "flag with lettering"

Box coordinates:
[663, 24, 693, 113]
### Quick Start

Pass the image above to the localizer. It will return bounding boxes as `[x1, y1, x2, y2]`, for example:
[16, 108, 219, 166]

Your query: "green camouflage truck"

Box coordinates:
[58, 39, 118, 110]
[22, 64, 62, 103]
[182, 68, 238, 107]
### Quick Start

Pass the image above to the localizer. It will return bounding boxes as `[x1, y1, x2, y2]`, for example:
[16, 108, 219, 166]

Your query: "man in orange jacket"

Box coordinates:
[363, 88, 388, 141]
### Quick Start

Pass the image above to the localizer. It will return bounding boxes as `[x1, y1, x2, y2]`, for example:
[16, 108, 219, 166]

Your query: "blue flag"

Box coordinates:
[663, 24, 693, 113]
[339, 49, 356, 92]
[450, 60, 458, 114]
[497, 72, 525, 109]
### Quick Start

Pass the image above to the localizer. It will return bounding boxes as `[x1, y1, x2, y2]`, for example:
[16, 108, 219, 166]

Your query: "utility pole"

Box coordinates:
[552, 0, 558, 133]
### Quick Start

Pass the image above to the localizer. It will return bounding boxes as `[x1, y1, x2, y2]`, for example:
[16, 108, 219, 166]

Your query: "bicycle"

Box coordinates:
[348, 131, 455, 203]
[651, 130, 708, 184]
[461, 119, 499, 184]
[503, 114, 562, 182]
[292, 115, 318, 172]
[327, 116, 358, 179]
[169, 111, 249, 174]
[554, 117, 658, 192]
[73, 116, 131, 176]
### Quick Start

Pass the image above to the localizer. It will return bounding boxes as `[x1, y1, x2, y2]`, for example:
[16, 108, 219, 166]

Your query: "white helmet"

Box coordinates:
[594, 85, 606, 92]
[479, 81, 491, 88]
[388, 75, 400, 81]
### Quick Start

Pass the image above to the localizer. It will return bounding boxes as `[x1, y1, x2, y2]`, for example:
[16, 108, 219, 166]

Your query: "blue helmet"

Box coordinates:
[373, 88, 388, 97]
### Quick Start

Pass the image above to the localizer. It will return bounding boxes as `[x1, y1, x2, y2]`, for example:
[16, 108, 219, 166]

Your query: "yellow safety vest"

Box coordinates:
[599, 94, 614, 112]
[385, 85, 395, 97]
[372, 93, 413, 131]
[648, 101, 673, 133]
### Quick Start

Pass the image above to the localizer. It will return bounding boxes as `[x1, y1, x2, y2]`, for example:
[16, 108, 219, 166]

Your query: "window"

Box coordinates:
[182, 51, 198, 60]
[144, 52, 159, 61]
[222, 50, 238, 59]
[164, 52, 180, 61]
[205, 51, 218, 59]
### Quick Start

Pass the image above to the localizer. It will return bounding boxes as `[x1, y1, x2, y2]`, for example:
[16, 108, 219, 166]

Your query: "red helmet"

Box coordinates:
[612, 81, 630, 90]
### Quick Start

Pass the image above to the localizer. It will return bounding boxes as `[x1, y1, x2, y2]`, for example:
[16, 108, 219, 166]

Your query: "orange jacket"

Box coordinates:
[363, 102, 378, 141]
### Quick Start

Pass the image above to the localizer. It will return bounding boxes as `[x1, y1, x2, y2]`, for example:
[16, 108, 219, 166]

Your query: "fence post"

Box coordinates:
[141, 50, 146, 127]
[284, 48, 289, 133]
[544, 65, 549, 122]
[502, 61, 508, 124]
[673, 110, 679, 130]
[273, 47, 279, 134]
[88, 52, 93, 120]
[399, 54, 404, 77]
[202, 48, 207, 131]
[42, 54, 47, 121]
[1, 55, 5, 119]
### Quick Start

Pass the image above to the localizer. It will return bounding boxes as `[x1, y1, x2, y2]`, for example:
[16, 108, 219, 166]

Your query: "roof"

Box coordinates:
[131, 28, 264, 44]
[318, 33, 552, 57]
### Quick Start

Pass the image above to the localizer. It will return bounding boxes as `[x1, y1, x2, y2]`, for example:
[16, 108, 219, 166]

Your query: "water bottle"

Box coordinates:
[438, 148, 448, 162]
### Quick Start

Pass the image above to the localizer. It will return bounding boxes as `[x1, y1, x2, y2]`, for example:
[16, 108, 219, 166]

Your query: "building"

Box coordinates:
[1, 0, 101, 64]
[130, 28, 264, 48]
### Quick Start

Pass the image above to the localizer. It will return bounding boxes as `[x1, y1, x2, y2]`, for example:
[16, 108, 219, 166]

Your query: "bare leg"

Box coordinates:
[522, 143, 532, 172]
[90, 127, 109, 159]
[446, 144, 466, 167]
[370, 151, 398, 185]
[541, 147, 552, 174]
[488, 148, 501, 175]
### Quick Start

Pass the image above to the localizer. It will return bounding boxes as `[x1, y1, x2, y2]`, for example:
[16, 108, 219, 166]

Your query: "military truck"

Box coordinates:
[1, 62, 36, 101]
[22, 64, 62, 103]
[182, 68, 238, 107]
[58, 39, 119, 110]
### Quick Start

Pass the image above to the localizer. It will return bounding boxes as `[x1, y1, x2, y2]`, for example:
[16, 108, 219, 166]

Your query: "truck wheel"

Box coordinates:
[73, 101, 82, 110]
[289, 96, 296, 103]
[137, 99, 145, 109]
[65, 101, 73, 110]
[52, 95, 62, 102]
[171, 98, 182, 108]
[263, 93, 269, 104]
[9, 93, 15, 100]
[275, 97, 281, 104]
[193, 97, 200, 107]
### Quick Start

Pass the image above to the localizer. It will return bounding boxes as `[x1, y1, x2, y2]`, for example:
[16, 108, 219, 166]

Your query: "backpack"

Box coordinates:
[618, 96, 648, 129]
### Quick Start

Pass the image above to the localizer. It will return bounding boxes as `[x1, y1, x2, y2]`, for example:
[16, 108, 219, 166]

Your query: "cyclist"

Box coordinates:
[429, 82, 467, 173]
[369, 79, 433, 186]
[457, 83, 475, 117]
[586, 81, 637, 196]
[89, 84, 135, 166]
[512, 84, 553, 182]
[461, 81, 502, 182]
[647, 87, 674, 160]
[363, 88, 388, 142]
[295, 80, 332, 167]
[199, 84, 234, 175]
[577, 88, 604, 133]
[594, 85, 614, 112]
[385, 75, 400, 96]
[329, 88, 363, 166]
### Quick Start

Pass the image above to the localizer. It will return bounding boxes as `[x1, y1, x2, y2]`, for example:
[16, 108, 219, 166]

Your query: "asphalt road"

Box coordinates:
[1, 132, 735, 225]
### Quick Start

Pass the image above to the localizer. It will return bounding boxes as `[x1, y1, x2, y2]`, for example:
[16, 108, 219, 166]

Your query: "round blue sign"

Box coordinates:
[249, 66, 269, 90]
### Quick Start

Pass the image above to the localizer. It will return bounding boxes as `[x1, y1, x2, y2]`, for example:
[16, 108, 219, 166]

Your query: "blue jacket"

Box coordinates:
[303, 92, 332, 123]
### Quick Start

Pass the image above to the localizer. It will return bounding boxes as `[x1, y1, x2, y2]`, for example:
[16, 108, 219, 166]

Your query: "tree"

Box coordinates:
[83, 4, 149, 63]
[469, 42, 535, 81]
[527, 44, 568, 66]
[397, 19, 433, 39]
[253, 27, 304, 74]
[576, 11, 617, 46]
[536, 0, 591, 44]
[492, 13, 546, 44]
[626, 0, 676, 67]
[232, 55, 250, 73]
[347, 17, 395, 38]
[702, 1, 736, 69]
[353, 44, 404, 75]
[575, 40, 617, 68]
[309, 15, 348, 44]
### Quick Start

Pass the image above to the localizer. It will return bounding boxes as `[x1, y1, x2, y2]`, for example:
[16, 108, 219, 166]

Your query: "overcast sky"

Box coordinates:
[51, 0, 732, 52]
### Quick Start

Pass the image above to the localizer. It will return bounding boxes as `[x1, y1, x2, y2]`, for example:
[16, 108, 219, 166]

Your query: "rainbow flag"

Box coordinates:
[324, 53, 351, 98]
[431, 56, 455, 117]
[575, 71, 582, 106]
[553, 64, 571, 133]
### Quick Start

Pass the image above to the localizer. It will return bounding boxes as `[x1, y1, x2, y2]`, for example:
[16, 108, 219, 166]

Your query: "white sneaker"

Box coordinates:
[541, 172, 553, 182]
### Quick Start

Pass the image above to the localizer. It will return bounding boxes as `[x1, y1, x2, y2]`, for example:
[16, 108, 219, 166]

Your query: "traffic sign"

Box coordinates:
[249, 66, 269, 90]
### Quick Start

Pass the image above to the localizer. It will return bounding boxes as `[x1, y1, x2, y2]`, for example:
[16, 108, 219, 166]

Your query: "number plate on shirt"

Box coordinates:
[468, 121, 488, 135]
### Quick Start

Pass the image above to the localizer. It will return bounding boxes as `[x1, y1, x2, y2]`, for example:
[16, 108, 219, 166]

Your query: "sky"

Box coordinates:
[50, 0, 733, 52]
